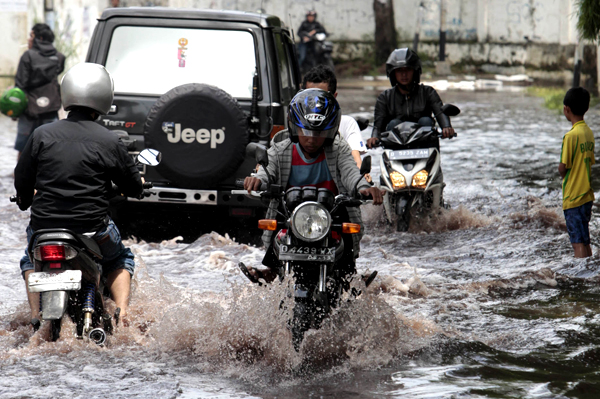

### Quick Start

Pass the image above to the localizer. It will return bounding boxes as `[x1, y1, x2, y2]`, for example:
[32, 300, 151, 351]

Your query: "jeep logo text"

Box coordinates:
[163, 123, 225, 148]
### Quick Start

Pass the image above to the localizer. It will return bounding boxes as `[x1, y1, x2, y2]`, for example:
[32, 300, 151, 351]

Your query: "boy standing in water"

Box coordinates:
[559, 87, 595, 258]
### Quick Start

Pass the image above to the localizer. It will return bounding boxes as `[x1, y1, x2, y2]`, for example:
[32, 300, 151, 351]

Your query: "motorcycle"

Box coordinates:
[376, 104, 460, 231]
[11, 148, 161, 345]
[300, 32, 334, 74]
[233, 144, 376, 351]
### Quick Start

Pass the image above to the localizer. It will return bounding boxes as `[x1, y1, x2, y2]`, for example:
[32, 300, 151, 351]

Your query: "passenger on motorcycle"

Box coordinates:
[14, 63, 144, 330]
[297, 10, 327, 70]
[366, 48, 456, 149]
[243, 89, 384, 282]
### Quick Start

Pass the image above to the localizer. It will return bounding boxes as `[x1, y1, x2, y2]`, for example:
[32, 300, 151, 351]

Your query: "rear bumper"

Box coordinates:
[128, 186, 264, 208]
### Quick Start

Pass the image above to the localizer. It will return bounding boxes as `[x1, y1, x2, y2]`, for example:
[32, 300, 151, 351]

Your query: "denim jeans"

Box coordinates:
[20, 218, 135, 279]
[15, 113, 58, 151]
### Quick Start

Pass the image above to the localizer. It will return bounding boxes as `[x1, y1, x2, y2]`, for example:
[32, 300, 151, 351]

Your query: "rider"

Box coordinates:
[297, 10, 327, 70]
[366, 48, 455, 149]
[14, 63, 144, 330]
[243, 89, 384, 282]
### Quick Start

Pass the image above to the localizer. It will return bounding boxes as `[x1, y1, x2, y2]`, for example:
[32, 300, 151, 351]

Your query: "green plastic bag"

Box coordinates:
[0, 87, 28, 118]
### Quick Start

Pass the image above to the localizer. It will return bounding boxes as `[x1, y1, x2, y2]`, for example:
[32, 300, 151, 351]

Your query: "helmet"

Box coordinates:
[0, 87, 28, 118]
[306, 10, 317, 18]
[288, 88, 341, 144]
[386, 48, 422, 88]
[61, 63, 114, 115]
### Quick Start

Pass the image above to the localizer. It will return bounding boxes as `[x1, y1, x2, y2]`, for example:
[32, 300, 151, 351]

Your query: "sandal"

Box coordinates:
[238, 262, 263, 285]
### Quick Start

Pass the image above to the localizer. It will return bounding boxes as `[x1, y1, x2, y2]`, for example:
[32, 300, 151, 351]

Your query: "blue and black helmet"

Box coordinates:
[288, 88, 341, 143]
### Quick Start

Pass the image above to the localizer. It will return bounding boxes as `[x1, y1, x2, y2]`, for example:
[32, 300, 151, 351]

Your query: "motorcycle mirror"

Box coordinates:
[360, 156, 372, 175]
[137, 149, 161, 166]
[355, 116, 369, 131]
[441, 103, 461, 117]
[381, 131, 390, 138]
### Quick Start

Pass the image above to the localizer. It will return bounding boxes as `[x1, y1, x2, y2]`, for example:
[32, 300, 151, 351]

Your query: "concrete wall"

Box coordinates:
[0, 0, 585, 86]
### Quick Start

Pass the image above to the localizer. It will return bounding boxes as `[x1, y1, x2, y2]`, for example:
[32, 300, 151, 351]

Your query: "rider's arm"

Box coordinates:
[14, 135, 37, 210]
[372, 91, 391, 139]
[253, 142, 283, 189]
[109, 139, 144, 198]
[14, 52, 32, 90]
[426, 87, 451, 129]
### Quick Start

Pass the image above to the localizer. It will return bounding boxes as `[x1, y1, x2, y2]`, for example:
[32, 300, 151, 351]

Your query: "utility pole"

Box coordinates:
[435, 0, 451, 75]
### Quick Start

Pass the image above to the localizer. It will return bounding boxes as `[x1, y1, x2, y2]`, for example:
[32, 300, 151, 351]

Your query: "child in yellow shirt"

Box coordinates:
[559, 87, 595, 258]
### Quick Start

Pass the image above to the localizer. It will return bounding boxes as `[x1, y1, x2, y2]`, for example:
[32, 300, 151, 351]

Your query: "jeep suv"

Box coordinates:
[86, 7, 300, 230]
[86, 8, 300, 236]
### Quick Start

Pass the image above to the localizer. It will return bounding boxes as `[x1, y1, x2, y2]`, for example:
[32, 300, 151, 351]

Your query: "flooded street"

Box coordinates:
[2, 87, 600, 398]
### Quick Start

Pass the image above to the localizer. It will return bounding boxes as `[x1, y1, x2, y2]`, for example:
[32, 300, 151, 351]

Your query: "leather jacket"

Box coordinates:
[371, 84, 451, 139]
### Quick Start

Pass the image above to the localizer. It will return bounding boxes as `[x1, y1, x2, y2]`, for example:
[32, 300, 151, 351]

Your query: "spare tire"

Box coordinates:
[144, 83, 248, 188]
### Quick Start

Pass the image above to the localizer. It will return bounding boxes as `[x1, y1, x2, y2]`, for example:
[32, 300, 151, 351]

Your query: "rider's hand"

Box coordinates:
[244, 176, 263, 193]
[359, 187, 385, 205]
[302, 36, 310, 42]
[366, 137, 379, 149]
[309, 29, 317, 36]
[442, 127, 456, 139]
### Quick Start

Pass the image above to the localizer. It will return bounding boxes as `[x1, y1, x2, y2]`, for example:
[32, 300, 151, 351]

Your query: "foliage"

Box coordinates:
[576, 0, 600, 42]
[527, 86, 600, 112]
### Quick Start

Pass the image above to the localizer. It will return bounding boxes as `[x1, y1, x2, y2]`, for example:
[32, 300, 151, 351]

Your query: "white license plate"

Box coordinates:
[28, 270, 82, 293]
[389, 149, 430, 160]
[279, 245, 335, 262]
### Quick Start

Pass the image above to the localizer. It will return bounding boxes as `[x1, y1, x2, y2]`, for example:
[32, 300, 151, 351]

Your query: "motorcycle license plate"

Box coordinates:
[28, 270, 82, 293]
[279, 245, 335, 262]
[389, 149, 430, 160]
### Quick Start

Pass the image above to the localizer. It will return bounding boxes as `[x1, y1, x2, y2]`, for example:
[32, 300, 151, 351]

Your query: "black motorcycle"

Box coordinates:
[233, 145, 375, 350]
[12, 148, 161, 345]
[300, 32, 335, 74]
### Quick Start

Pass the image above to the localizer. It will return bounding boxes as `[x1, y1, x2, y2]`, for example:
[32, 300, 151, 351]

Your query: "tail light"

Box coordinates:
[33, 244, 77, 261]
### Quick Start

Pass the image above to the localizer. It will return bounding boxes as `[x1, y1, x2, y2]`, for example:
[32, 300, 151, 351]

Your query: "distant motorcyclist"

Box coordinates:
[366, 48, 455, 149]
[14, 63, 144, 330]
[297, 10, 327, 70]
[243, 89, 383, 282]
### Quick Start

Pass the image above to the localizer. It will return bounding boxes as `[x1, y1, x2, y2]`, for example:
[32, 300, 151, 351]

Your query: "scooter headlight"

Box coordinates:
[389, 171, 406, 190]
[290, 202, 331, 242]
[412, 170, 428, 188]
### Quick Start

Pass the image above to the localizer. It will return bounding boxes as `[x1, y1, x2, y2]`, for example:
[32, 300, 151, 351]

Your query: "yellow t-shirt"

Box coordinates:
[561, 120, 595, 210]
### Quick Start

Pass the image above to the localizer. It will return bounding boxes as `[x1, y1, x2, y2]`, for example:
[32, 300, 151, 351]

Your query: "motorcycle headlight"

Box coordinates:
[412, 170, 428, 188]
[290, 202, 331, 242]
[389, 171, 406, 190]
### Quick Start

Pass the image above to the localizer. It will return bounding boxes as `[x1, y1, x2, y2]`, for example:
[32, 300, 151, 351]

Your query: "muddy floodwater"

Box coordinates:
[2, 87, 600, 398]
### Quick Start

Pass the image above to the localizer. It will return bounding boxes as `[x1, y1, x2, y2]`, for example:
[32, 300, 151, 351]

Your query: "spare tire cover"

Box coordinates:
[144, 83, 248, 189]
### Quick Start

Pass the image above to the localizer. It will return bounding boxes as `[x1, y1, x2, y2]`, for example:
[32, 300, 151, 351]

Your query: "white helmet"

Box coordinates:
[61, 63, 114, 115]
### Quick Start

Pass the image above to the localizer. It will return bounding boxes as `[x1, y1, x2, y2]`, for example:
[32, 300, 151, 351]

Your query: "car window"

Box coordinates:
[274, 32, 292, 100]
[105, 26, 257, 98]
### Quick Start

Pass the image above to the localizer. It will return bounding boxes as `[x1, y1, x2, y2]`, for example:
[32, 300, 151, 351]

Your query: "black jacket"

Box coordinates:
[297, 20, 327, 39]
[372, 84, 451, 139]
[14, 110, 143, 233]
[15, 39, 65, 92]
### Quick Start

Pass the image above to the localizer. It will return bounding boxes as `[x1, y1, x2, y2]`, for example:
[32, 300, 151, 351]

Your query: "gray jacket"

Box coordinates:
[255, 134, 370, 255]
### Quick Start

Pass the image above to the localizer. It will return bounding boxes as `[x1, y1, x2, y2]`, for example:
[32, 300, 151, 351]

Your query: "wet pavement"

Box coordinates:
[1, 87, 600, 398]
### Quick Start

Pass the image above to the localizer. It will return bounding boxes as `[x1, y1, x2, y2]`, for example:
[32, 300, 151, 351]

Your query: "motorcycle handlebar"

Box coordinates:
[9, 195, 17, 203]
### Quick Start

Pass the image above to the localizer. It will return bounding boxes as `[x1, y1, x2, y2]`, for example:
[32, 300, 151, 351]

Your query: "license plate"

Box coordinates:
[279, 245, 335, 262]
[28, 270, 82, 293]
[389, 149, 430, 160]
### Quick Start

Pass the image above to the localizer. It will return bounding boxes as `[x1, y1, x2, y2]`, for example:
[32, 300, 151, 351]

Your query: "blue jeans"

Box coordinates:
[20, 218, 136, 279]
[15, 113, 58, 151]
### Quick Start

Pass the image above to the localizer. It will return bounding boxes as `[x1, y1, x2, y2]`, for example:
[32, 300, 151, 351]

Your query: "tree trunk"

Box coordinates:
[374, 0, 397, 65]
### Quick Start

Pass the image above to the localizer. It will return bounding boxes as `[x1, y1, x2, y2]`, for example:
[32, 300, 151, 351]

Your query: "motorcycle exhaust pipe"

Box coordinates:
[89, 328, 107, 346]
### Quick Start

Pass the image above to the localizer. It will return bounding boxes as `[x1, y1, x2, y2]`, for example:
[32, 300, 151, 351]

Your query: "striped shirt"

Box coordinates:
[288, 143, 338, 194]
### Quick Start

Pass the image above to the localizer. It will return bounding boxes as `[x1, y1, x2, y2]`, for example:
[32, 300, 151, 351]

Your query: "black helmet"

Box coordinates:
[288, 88, 341, 144]
[386, 48, 422, 89]
[306, 10, 317, 18]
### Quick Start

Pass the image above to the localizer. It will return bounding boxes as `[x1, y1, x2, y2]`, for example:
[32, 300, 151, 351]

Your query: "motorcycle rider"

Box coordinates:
[297, 10, 327, 71]
[366, 48, 455, 149]
[243, 88, 384, 283]
[14, 63, 144, 330]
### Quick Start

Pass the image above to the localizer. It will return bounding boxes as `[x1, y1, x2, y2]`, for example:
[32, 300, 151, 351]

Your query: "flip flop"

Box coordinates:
[238, 262, 263, 285]
[364, 271, 378, 287]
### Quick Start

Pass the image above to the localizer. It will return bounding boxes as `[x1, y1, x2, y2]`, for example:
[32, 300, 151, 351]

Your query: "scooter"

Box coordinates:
[233, 144, 375, 350]
[376, 104, 460, 231]
[11, 148, 161, 345]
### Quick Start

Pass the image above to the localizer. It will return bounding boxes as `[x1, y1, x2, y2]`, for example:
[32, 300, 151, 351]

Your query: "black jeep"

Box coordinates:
[86, 8, 300, 239]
